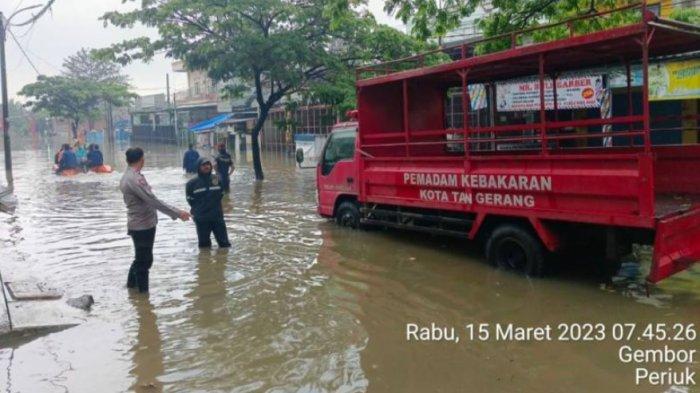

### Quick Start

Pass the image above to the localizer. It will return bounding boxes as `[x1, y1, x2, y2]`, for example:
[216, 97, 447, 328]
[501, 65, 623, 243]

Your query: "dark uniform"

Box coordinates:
[183, 148, 200, 174]
[120, 166, 182, 292]
[86, 147, 104, 168]
[186, 158, 231, 248]
[58, 148, 79, 172]
[215, 148, 233, 193]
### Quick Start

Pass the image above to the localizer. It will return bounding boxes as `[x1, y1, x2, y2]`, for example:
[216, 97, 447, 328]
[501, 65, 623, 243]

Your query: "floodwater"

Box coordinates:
[0, 146, 698, 393]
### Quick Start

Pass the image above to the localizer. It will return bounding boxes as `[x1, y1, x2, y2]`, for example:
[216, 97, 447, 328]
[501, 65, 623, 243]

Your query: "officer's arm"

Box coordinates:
[130, 180, 181, 220]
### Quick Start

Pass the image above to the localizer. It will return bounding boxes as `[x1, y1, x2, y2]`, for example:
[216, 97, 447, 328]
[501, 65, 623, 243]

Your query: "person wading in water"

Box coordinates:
[186, 157, 231, 248]
[214, 143, 234, 194]
[119, 147, 191, 293]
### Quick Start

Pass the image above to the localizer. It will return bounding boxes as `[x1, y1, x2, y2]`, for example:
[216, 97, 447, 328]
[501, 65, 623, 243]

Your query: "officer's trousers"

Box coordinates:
[195, 220, 231, 248]
[127, 227, 156, 292]
[219, 172, 230, 193]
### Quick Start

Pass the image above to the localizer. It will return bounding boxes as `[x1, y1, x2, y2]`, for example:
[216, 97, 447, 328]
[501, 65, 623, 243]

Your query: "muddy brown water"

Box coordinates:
[0, 147, 698, 393]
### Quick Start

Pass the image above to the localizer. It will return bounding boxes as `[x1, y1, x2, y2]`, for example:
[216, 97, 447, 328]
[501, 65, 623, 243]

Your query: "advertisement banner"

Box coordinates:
[496, 75, 604, 112]
[469, 84, 488, 111]
[649, 59, 700, 101]
[607, 58, 700, 101]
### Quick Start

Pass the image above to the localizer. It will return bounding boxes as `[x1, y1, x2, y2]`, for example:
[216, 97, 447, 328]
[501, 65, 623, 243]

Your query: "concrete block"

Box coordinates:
[6, 281, 63, 301]
[8, 300, 84, 332]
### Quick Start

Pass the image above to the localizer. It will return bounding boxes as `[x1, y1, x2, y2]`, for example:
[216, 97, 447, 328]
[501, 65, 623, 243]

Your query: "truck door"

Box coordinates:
[316, 129, 357, 216]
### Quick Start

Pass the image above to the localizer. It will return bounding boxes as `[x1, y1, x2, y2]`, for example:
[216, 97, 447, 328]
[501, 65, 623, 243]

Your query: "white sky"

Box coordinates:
[2, 0, 404, 100]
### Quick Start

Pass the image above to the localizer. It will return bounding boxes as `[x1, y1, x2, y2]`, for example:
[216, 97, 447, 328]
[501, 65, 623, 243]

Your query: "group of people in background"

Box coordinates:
[55, 142, 104, 174]
[183, 143, 234, 193]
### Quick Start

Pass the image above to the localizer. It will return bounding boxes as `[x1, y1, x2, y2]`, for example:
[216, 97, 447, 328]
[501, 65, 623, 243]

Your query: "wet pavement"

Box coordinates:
[0, 146, 698, 393]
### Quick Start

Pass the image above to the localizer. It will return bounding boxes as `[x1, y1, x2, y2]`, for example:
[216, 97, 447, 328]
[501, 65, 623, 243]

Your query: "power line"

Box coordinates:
[7, 28, 40, 75]
[21, 44, 60, 72]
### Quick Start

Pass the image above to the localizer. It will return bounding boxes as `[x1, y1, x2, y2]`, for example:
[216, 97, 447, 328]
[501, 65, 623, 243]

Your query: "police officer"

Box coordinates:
[214, 143, 234, 193]
[186, 157, 231, 248]
[120, 147, 191, 293]
[182, 144, 200, 174]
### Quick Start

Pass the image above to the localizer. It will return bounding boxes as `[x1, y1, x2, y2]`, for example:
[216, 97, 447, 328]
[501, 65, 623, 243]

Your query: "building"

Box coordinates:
[130, 93, 177, 144]
[172, 61, 227, 128]
[172, 60, 339, 154]
[261, 105, 338, 153]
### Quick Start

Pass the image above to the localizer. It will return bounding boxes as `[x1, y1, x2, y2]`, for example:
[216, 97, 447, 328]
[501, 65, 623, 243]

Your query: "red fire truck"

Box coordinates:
[316, 2, 700, 283]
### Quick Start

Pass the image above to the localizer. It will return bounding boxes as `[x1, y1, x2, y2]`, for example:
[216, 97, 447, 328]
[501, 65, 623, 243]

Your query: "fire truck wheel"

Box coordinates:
[486, 224, 545, 276]
[336, 201, 360, 229]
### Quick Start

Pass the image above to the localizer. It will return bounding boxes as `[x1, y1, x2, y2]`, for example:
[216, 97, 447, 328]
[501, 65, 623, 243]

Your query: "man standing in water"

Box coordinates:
[120, 147, 191, 293]
[186, 158, 231, 248]
[183, 144, 200, 174]
[214, 143, 234, 194]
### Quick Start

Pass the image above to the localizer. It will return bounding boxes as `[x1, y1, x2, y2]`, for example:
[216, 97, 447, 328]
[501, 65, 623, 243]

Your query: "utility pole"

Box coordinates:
[0, 12, 14, 193]
[107, 101, 115, 163]
[173, 84, 181, 148]
[166, 73, 171, 106]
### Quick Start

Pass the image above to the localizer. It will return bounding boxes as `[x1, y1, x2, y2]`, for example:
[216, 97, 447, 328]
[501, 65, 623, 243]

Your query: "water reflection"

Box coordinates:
[191, 249, 229, 339]
[129, 293, 164, 393]
[250, 181, 263, 213]
[0, 146, 697, 393]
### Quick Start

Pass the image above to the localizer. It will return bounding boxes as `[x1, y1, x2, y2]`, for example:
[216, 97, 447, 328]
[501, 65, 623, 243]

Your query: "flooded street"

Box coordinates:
[0, 146, 698, 393]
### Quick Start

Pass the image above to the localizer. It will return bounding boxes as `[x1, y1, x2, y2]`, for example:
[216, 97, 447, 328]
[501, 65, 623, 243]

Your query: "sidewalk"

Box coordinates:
[0, 269, 86, 340]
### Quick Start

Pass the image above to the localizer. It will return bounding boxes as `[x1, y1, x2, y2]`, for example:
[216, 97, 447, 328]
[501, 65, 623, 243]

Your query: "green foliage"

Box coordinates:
[473, 0, 641, 55]
[98, 0, 426, 179]
[669, 8, 700, 25]
[378, 0, 644, 46]
[6, 100, 50, 148]
[18, 48, 133, 139]
[19, 75, 133, 137]
[383, 0, 478, 40]
[63, 48, 129, 84]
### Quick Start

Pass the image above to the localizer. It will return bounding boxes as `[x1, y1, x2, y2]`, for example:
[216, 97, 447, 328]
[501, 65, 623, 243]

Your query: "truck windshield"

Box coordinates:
[321, 130, 356, 175]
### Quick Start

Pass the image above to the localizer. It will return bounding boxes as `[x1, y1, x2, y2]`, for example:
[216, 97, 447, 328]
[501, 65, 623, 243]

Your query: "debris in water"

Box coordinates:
[66, 295, 95, 311]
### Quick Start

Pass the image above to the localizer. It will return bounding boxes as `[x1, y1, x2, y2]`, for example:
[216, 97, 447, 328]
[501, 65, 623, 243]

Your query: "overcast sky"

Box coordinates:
[2, 0, 403, 100]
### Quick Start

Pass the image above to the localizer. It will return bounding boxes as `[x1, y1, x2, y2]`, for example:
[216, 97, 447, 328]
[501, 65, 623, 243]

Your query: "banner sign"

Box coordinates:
[469, 84, 488, 111]
[649, 59, 700, 101]
[607, 58, 700, 101]
[496, 75, 604, 112]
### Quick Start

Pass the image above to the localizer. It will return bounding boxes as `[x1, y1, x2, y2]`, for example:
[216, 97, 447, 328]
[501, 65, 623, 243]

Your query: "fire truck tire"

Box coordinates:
[336, 201, 360, 229]
[486, 224, 545, 276]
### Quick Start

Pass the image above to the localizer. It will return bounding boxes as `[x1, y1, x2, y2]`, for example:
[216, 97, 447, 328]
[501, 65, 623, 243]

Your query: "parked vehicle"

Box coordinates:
[316, 3, 700, 283]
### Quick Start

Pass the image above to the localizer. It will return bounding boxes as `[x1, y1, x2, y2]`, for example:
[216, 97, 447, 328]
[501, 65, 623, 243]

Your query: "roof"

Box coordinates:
[357, 17, 700, 88]
[189, 113, 232, 133]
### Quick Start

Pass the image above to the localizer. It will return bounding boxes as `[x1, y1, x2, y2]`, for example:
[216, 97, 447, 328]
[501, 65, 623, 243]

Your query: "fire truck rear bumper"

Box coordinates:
[649, 208, 700, 283]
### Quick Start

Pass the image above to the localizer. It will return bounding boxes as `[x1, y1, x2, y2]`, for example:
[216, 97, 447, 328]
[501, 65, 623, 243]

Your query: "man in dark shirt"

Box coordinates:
[86, 144, 104, 168]
[214, 143, 235, 193]
[186, 157, 231, 248]
[58, 145, 79, 173]
[182, 144, 200, 174]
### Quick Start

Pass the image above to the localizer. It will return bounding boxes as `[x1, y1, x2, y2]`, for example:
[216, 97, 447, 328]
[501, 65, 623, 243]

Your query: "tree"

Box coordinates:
[383, 0, 478, 40]
[63, 48, 129, 84]
[98, 0, 424, 181]
[19, 75, 132, 139]
[19, 48, 133, 140]
[5, 100, 50, 149]
[378, 0, 649, 41]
